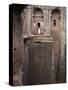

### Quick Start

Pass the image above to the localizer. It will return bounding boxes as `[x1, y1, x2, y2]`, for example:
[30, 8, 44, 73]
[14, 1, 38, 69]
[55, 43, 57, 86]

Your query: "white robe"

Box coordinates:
[38, 28, 41, 34]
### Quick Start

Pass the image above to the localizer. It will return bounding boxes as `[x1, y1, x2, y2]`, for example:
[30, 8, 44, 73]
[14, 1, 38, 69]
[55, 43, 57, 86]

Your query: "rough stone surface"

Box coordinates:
[12, 4, 66, 86]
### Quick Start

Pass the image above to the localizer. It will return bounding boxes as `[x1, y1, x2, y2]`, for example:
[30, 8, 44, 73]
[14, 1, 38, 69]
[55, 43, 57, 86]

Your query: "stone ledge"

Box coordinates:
[23, 35, 54, 43]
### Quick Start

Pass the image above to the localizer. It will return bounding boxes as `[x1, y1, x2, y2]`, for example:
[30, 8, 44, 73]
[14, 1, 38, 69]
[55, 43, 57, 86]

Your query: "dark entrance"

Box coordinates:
[37, 23, 40, 28]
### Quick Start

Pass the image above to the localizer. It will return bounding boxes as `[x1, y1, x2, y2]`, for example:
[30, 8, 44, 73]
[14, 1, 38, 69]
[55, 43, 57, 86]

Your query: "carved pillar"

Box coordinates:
[26, 6, 32, 36]
[48, 10, 52, 36]
[58, 10, 66, 82]
[43, 9, 50, 36]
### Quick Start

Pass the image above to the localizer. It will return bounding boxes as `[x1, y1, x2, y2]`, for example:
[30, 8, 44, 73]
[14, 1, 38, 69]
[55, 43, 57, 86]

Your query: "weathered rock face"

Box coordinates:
[11, 4, 66, 86]
[13, 11, 25, 85]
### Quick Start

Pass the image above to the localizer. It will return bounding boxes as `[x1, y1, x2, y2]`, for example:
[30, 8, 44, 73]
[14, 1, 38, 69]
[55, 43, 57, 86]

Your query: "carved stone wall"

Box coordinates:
[12, 4, 66, 86]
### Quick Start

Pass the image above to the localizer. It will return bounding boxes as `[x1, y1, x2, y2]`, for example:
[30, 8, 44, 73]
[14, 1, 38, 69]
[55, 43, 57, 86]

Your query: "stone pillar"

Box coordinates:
[60, 10, 66, 63]
[26, 6, 32, 36]
[21, 10, 26, 36]
[48, 10, 52, 36]
[58, 10, 66, 82]
[43, 9, 50, 36]
[51, 43, 56, 82]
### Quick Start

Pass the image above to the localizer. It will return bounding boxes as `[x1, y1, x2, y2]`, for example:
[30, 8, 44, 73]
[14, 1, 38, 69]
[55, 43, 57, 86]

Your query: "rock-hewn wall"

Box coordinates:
[13, 10, 25, 85]
[12, 5, 66, 85]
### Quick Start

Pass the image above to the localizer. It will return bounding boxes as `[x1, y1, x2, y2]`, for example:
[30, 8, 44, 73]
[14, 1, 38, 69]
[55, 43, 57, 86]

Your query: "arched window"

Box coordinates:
[32, 7, 44, 35]
[51, 8, 61, 15]
[51, 8, 61, 27]
[33, 7, 43, 22]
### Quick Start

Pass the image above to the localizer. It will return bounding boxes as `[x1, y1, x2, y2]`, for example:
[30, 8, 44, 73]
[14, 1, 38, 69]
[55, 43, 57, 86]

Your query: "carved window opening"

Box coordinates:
[33, 7, 44, 22]
[53, 19, 56, 26]
[51, 8, 61, 15]
[37, 23, 40, 28]
[51, 8, 61, 27]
